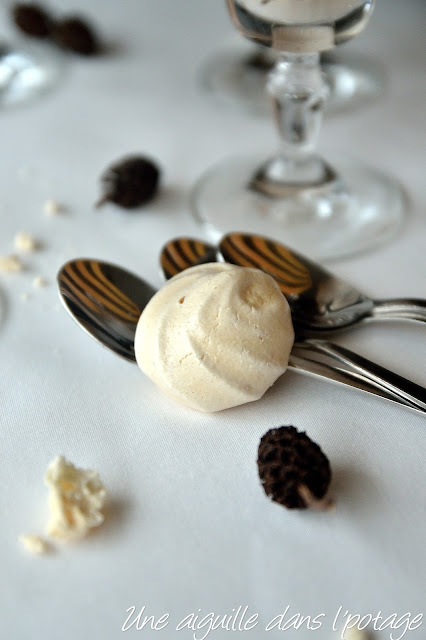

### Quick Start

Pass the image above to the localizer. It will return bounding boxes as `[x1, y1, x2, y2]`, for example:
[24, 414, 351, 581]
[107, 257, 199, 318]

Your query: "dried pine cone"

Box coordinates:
[53, 16, 99, 55]
[96, 155, 161, 209]
[257, 426, 333, 510]
[12, 3, 53, 38]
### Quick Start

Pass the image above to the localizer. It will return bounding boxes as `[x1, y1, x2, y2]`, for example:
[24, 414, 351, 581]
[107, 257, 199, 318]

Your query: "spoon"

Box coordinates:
[57, 258, 426, 413]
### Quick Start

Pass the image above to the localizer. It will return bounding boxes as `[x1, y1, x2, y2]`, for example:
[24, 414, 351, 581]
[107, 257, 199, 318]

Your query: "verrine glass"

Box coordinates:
[192, 0, 404, 261]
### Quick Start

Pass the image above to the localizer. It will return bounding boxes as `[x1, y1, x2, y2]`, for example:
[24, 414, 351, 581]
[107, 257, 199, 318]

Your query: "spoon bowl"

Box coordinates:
[58, 258, 156, 361]
[160, 237, 218, 280]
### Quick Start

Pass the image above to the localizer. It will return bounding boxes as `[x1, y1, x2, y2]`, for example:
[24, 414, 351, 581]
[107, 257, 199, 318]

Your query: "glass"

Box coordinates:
[192, 0, 405, 261]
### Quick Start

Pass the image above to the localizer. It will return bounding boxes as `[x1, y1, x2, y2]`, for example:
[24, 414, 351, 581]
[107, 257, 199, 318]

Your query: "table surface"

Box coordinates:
[0, 1, 425, 639]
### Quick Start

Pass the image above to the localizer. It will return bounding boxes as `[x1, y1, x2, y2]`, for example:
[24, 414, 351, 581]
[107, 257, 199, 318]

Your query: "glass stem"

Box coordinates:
[251, 51, 336, 195]
[270, 52, 326, 160]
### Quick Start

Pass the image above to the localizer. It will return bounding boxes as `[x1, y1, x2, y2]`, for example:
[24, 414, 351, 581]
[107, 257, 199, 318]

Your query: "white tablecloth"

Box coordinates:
[0, 1, 425, 639]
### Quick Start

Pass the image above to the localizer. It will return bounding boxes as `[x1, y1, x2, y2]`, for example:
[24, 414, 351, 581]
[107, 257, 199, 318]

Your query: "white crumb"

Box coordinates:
[44, 199, 64, 216]
[20, 292, 31, 301]
[33, 276, 48, 289]
[14, 232, 38, 253]
[0, 255, 23, 273]
[19, 534, 50, 555]
[45, 456, 108, 542]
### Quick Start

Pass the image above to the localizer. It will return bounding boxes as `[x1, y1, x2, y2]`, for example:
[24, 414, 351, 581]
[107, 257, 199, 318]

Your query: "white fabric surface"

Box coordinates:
[0, 1, 425, 639]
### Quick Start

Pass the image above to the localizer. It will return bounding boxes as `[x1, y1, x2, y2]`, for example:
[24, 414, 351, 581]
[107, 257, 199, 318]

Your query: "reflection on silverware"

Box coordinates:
[160, 237, 218, 280]
[58, 259, 155, 361]
[220, 233, 313, 295]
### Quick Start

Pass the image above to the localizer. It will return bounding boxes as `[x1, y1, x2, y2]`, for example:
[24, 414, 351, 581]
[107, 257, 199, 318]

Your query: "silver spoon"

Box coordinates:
[57, 258, 426, 414]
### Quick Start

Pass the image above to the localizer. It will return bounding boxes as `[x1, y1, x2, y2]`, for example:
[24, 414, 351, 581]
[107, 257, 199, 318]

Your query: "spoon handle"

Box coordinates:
[289, 350, 421, 410]
[290, 340, 426, 413]
[372, 298, 426, 323]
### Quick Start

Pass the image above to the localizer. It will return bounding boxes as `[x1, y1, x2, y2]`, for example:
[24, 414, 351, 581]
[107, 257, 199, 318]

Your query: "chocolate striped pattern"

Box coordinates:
[59, 259, 142, 324]
[219, 233, 312, 296]
[160, 237, 217, 280]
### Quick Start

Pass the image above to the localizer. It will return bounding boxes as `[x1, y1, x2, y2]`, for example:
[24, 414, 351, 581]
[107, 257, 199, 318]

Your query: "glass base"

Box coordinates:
[200, 43, 385, 116]
[0, 41, 63, 109]
[191, 153, 406, 262]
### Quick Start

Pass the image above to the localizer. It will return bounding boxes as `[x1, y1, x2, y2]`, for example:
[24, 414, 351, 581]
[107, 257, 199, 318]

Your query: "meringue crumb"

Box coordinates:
[21, 292, 31, 301]
[19, 534, 49, 555]
[343, 628, 369, 640]
[33, 276, 48, 289]
[45, 456, 107, 542]
[0, 254, 23, 273]
[44, 199, 64, 216]
[14, 232, 38, 253]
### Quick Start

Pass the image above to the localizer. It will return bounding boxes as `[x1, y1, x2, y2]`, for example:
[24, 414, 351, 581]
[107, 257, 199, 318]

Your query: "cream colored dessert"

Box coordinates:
[0, 254, 23, 273]
[45, 456, 107, 541]
[33, 276, 47, 289]
[236, 0, 366, 24]
[14, 232, 37, 252]
[43, 198, 64, 216]
[19, 534, 49, 555]
[135, 263, 294, 412]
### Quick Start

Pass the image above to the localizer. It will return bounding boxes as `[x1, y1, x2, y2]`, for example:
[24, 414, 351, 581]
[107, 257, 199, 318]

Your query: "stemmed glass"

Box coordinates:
[0, 3, 63, 109]
[192, 0, 404, 261]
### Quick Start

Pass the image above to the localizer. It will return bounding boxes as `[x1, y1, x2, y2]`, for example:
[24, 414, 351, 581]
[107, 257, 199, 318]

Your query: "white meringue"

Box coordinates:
[135, 263, 294, 412]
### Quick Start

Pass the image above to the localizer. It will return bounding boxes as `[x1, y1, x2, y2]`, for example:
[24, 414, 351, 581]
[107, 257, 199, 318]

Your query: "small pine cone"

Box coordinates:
[12, 3, 53, 38]
[96, 156, 160, 209]
[257, 426, 332, 510]
[53, 16, 99, 56]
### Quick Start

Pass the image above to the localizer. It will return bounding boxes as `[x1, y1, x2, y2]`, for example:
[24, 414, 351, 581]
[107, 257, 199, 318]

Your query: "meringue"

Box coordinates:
[45, 456, 107, 541]
[135, 263, 294, 412]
